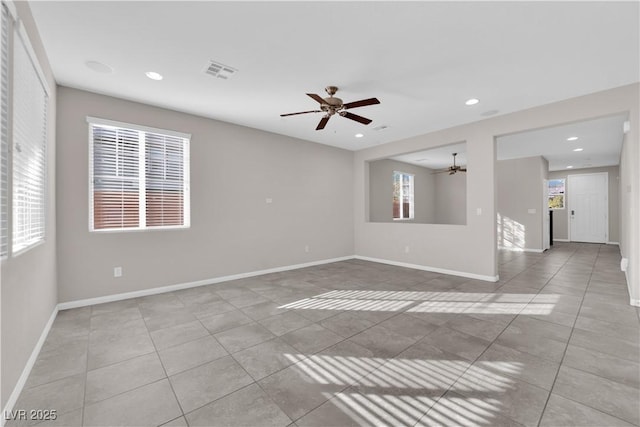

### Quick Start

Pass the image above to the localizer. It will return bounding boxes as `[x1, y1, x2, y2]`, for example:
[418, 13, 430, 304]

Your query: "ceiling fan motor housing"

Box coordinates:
[322, 86, 343, 115]
[280, 85, 379, 130]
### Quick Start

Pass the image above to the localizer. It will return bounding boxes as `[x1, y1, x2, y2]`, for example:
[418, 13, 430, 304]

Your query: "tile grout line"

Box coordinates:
[15, 246, 633, 427]
[80, 307, 92, 427]
[139, 300, 188, 426]
[534, 244, 597, 427]
[415, 243, 586, 427]
[534, 244, 637, 427]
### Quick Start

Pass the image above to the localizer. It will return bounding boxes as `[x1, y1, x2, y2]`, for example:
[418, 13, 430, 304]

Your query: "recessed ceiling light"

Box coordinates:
[145, 71, 163, 81]
[355, 133, 364, 138]
[566, 165, 574, 169]
[465, 98, 479, 106]
[85, 60, 113, 74]
[567, 136, 578, 141]
[573, 148, 584, 152]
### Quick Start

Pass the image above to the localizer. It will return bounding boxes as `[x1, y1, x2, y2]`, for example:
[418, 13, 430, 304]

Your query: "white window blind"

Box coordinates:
[145, 132, 188, 227]
[12, 20, 48, 253]
[89, 119, 190, 231]
[0, 4, 9, 257]
[91, 125, 140, 230]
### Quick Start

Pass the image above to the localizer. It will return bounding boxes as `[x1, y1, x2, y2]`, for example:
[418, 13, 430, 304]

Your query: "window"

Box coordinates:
[0, 4, 8, 257]
[393, 171, 414, 220]
[548, 178, 565, 209]
[0, 3, 50, 256]
[12, 27, 48, 253]
[88, 118, 190, 231]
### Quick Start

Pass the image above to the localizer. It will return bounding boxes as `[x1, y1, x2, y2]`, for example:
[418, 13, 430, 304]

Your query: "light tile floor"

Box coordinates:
[7, 243, 639, 426]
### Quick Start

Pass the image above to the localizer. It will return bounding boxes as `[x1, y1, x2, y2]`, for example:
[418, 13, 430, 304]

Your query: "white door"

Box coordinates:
[568, 173, 608, 243]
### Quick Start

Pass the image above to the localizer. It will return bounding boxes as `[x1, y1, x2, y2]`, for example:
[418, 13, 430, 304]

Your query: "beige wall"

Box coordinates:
[368, 159, 467, 225]
[434, 172, 467, 225]
[497, 156, 548, 252]
[549, 166, 620, 243]
[368, 159, 435, 223]
[56, 87, 354, 303]
[354, 84, 639, 291]
[619, 126, 638, 304]
[356, 129, 496, 280]
[1, 2, 57, 411]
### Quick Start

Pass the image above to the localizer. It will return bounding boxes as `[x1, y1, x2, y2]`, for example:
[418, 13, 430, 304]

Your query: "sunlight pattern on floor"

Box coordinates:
[417, 395, 505, 426]
[290, 353, 522, 426]
[326, 392, 440, 426]
[286, 354, 520, 392]
[277, 297, 413, 312]
[279, 290, 558, 315]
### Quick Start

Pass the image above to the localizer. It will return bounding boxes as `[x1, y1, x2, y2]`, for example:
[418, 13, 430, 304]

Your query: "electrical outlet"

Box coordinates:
[404, 246, 410, 253]
[114, 267, 122, 278]
[305, 245, 310, 253]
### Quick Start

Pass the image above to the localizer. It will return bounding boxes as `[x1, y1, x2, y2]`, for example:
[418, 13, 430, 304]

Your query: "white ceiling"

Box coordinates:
[391, 142, 467, 170]
[29, 1, 639, 153]
[497, 114, 628, 171]
[390, 113, 628, 172]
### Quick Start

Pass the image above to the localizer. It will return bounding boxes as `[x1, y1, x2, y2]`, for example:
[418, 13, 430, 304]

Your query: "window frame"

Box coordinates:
[87, 117, 191, 233]
[1, 2, 51, 258]
[548, 178, 566, 210]
[392, 170, 415, 221]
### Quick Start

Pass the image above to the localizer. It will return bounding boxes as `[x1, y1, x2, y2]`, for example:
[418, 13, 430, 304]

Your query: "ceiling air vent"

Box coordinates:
[204, 60, 237, 79]
[373, 125, 389, 131]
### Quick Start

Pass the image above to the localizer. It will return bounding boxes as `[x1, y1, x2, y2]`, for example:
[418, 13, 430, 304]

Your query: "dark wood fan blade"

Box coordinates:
[343, 97, 380, 109]
[307, 93, 327, 105]
[459, 168, 467, 172]
[316, 116, 330, 130]
[342, 111, 372, 125]
[280, 110, 322, 117]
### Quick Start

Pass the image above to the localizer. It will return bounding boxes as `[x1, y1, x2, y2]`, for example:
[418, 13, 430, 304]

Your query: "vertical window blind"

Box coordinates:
[0, 4, 8, 257]
[12, 15, 48, 253]
[89, 119, 190, 231]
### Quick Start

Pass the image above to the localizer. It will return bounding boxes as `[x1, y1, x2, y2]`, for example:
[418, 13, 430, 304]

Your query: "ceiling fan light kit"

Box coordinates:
[433, 152, 468, 175]
[281, 86, 380, 130]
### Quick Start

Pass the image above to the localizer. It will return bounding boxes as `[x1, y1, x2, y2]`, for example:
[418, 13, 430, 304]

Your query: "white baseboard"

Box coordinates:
[3, 255, 354, 421]
[58, 256, 355, 310]
[354, 255, 499, 282]
[59, 254, 501, 311]
[2, 251, 503, 419]
[552, 239, 618, 245]
[1, 307, 58, 427]
[624, 269, 637, 307]
[498, 246, 544, 253]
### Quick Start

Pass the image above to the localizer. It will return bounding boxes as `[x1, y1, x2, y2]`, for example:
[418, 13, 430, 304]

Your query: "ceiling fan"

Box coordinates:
[280, 86, 380, 130]
[433, 153, 467, 175]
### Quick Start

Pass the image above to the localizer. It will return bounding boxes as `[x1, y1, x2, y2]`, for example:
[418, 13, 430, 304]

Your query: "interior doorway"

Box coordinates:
[568, 172, 608, 243]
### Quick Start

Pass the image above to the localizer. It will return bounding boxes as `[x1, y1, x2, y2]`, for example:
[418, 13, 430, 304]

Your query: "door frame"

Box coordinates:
[567, 172, 608, 243]
[542, 179, 550, 250]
